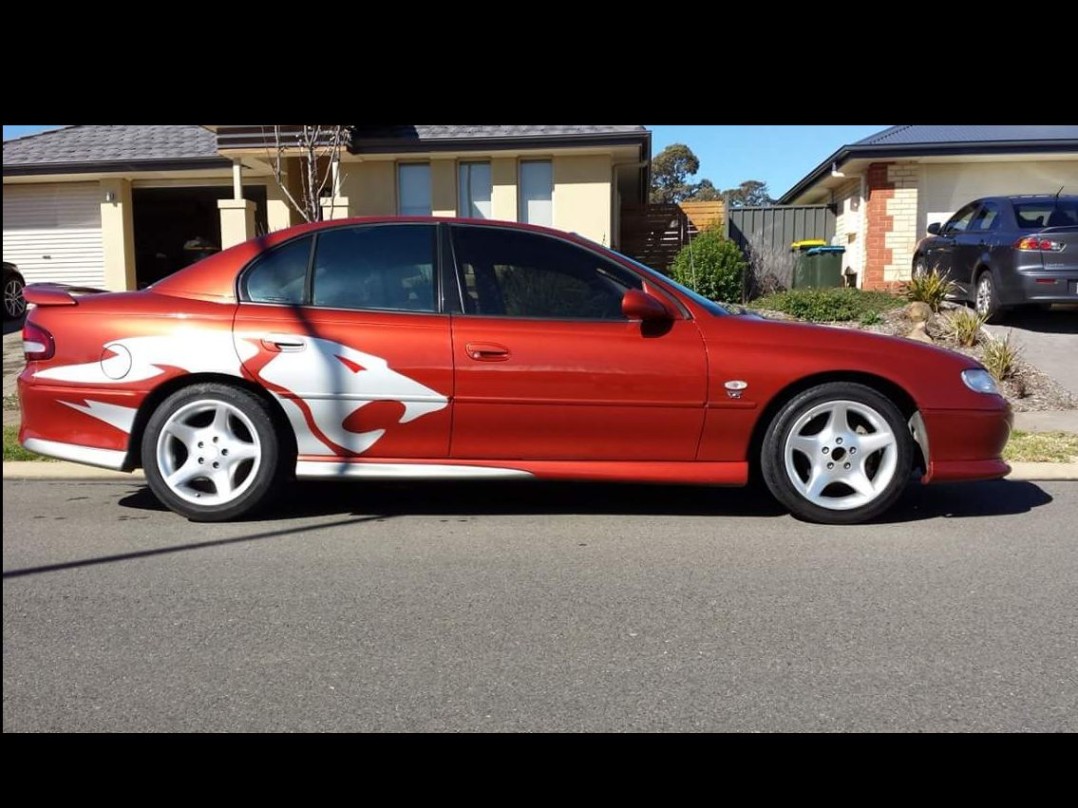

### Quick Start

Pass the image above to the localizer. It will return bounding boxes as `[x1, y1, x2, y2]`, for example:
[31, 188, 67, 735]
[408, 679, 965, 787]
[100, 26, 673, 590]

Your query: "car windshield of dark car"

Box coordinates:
[1014, 200, 1078, 229]
[610, 250, 734, 316]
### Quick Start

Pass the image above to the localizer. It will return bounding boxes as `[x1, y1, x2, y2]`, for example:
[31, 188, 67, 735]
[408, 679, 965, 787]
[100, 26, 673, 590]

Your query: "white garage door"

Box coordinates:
[3, 182, 105, 288]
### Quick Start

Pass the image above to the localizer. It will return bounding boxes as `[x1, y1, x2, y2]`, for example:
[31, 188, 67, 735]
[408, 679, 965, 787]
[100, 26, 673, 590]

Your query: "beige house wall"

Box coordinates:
[919, 158, 1078, 231]
[341, 161, 396, 216]
[830, 178, 863, 284]
[552, 154, 612, 246]
[491, 158, 518, 221]
[431, 159, 457, 218]
[99, 178, 136, 292]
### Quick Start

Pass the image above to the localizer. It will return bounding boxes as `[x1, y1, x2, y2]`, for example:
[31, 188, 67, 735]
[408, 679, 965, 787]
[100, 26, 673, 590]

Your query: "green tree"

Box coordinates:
[649, 143, 701, 203]
[670, 228, 748, 303]
[690, 179, 721, 201]
[722, 179, 773, 207]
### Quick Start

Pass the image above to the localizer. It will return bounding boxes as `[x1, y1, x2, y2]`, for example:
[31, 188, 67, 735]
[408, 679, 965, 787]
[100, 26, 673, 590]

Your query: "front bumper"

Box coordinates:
[919, 404, 1013, 484]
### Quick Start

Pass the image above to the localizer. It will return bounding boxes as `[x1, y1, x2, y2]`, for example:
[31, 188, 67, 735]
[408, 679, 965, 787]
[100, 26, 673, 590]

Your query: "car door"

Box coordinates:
[931, 202, 981, 295]
[447, 224, 708, 462]
[232, 223, 453, 460]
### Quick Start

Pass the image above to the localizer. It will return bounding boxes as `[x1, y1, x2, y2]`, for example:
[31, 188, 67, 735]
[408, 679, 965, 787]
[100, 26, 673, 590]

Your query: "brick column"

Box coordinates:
[884, 163, 919, 285]
[864, 162, 893, 291]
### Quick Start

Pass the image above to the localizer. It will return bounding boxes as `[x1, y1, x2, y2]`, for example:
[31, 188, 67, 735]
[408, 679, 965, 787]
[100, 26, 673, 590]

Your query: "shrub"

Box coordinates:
[982, 332, 1021, 381]
[670, 229, 748, 303]
[749, 288, 904, 322]
[941, 308, 986, 347]
[859, 310, 883, 326]
[905, 269, 954, 312]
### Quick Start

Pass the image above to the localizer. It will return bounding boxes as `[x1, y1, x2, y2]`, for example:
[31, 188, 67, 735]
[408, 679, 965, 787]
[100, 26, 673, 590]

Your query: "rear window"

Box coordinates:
[1013, 200, 1078, 229]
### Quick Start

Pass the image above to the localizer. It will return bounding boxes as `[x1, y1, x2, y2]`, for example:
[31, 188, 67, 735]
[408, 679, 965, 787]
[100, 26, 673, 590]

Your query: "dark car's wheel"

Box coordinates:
[3, 267, 26, 320]
[974, 270, 1003, 322]
[912, 255, 927, 280]
[761, 382, 913, 524]
[141, 383, 286, 522]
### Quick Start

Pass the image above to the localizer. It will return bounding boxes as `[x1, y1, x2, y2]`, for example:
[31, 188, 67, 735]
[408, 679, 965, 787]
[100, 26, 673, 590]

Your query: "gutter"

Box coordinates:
[3, 156, 232, 177]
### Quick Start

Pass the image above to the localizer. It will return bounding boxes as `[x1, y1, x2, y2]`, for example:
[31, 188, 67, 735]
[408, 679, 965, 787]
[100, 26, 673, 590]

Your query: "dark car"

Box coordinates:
[912, 194, 1077, 321]
[3, 261, 27, 320]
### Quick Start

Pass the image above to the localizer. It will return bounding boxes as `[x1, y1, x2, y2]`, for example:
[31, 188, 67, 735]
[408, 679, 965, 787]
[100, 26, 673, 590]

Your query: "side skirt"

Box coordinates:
[295, 458, 749, 486]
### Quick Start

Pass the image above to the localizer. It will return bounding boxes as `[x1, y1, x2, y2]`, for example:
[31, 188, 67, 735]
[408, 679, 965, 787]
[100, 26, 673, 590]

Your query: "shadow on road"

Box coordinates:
[877, 479, 1053, 523]
[3, 314, 25, 336]
[1, 513, 390, 579]
[996, 306, 1078, 334]
[117, 476, 1053, 524]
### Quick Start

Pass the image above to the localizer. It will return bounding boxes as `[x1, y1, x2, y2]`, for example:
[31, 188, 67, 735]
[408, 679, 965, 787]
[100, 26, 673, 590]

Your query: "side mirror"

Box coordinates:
[622, 289, 671, 321]
[927, 222, 942, 236]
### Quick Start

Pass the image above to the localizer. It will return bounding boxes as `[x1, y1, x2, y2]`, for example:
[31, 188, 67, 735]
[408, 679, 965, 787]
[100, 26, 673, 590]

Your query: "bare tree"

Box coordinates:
[263, 125, 349, 223]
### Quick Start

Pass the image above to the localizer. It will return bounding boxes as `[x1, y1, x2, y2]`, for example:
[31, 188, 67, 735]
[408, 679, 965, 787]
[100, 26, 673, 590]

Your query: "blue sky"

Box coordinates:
[3, 124, 889, 198]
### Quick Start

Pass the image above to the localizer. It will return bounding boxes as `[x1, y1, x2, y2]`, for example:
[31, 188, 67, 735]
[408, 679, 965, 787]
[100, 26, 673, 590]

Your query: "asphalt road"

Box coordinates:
[4, 477, 1077, 732]
[984, 306, 1078, 398]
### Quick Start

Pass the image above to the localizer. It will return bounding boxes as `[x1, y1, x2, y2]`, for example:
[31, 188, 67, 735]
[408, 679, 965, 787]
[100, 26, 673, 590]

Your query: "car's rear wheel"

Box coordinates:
[975, 270, 1003, 322]
[141, 383, 284, 521]
[3, 270, 26, 320]
[761, 382, 913, 524]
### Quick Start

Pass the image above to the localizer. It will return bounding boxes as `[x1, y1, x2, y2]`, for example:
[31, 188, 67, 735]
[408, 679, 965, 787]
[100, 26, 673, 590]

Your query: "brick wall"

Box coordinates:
[863, 161, 919, 290]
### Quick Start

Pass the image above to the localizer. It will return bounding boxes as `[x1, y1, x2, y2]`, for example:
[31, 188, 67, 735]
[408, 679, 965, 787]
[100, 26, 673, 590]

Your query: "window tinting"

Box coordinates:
[1015, 200, 1078, 229]
[312, 225, 436, 312]
[451, 226, 641, 320]
[242, 236, 312, 304]
[945, 203, 979, 233]
[970, 200, 1003, 231]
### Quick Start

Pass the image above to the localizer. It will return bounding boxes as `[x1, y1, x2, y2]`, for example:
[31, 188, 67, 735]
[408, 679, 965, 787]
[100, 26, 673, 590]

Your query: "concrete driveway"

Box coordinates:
[985, 306, 1078, 398]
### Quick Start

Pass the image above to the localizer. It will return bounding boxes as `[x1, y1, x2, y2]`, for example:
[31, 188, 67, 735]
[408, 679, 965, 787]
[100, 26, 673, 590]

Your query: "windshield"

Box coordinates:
[610, 250, 735, 316]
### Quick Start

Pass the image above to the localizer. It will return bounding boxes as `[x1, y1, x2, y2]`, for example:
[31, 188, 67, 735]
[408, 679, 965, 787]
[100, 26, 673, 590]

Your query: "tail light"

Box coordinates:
[23, 322, 55, 360]
[1014, 236, 1065, 252]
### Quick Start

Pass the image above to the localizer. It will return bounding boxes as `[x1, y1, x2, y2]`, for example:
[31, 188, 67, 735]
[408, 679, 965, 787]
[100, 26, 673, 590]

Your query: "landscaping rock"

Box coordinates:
[905, 321, 934, 343]
[925, 314, 949, 340]
[904, 301, 933, 322]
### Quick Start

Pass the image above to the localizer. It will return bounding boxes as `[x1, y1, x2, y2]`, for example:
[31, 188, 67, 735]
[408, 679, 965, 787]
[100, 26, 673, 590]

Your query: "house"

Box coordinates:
[3, 125, 651, 292]
[778, 125, 1078, 290]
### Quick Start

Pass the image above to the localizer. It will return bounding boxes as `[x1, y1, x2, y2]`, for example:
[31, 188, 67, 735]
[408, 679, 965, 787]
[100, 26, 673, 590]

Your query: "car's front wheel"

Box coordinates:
[141, 383, 285, 521]
[761, 382, 913, 524]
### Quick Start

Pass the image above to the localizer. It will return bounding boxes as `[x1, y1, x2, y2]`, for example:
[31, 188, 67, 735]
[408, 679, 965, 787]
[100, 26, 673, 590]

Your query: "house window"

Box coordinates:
[398, 163, 432, 216]
[519, 160, 553, 226]
[459, 162, 492, 219]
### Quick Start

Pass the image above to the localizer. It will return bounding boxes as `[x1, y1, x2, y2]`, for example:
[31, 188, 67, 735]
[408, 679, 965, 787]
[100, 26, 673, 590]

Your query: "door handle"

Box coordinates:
[261, 333, 306, 352]
[465, 342, 510, 361]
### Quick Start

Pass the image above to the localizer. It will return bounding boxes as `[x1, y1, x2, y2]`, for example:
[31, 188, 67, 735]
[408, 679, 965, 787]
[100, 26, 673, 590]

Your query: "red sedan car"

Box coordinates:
[18, 218, 1012, 524]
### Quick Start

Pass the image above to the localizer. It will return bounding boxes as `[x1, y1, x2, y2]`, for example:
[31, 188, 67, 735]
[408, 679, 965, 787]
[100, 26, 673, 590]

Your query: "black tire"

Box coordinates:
[912, 255, 927, 280]
[974, 270, 1004, 323]
[141, 383, 287, 521]
[761, 382, 913, 525]
[3, 269, 26, 320]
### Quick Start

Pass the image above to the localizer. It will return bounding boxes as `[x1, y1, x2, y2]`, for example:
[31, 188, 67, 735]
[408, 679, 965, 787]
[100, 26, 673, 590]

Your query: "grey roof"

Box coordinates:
[855, 124, 1078, 146]
[352, 124, 646, 140]
[780, 124, 1078, 203]
[4, 125, 222, 170]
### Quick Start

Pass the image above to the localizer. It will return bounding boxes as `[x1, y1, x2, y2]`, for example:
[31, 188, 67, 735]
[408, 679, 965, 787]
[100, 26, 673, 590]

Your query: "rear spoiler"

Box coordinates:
[23, 283, 109, 307]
